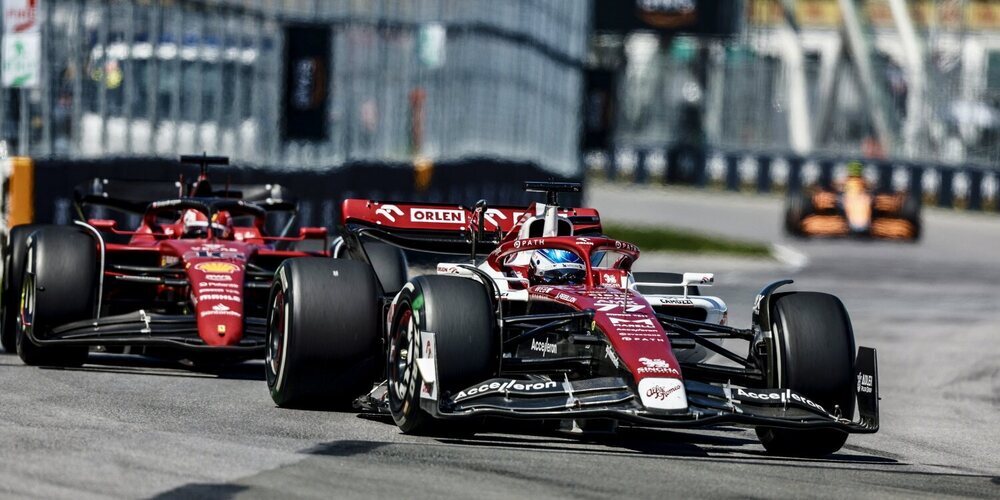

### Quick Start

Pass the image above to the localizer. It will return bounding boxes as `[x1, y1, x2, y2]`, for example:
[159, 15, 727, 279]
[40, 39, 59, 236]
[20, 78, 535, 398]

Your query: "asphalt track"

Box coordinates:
[1, 182, 998, 499]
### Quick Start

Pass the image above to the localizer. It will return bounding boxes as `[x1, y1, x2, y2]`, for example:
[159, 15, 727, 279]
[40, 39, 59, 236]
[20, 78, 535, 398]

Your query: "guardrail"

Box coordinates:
[587, 147, 999, 212]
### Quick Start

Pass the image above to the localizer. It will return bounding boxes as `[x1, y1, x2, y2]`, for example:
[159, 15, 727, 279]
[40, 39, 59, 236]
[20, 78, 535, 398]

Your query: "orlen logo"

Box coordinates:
[375, 204, 404, 222]
[411, 208, 465, 224]
[194, 262, 240, 274]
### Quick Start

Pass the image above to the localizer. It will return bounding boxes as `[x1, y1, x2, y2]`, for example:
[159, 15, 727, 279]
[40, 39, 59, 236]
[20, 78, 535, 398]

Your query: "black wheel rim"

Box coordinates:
[18, 274, 35, 344]
[388, 307, 418, 414]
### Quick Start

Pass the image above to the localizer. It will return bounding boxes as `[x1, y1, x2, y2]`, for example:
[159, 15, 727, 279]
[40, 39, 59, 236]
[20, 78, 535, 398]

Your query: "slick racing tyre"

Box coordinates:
[784, 192, 811, 237]
[900, 194, 921, 242]
[756, 292, 856, 457]
[631, 272, 700, 296]
[387, 275, 496, 434]
[1, 224, 43, 353]
[17, 227, 94, 367]
[266, 258, 380, 408]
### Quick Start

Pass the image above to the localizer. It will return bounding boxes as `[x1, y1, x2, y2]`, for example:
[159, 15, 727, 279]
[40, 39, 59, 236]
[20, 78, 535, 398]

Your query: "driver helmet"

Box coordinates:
[846, 161, 864, 178]
[211, 210, 234, 239]
[529, 249, 586, 285]
[181, 209, 233, 239]
[181, 209, 209, 238]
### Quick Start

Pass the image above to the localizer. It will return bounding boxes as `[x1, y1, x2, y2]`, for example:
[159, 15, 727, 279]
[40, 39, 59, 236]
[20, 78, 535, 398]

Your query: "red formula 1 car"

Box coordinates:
[0, 156, 329, 367]
[265, 182, 879, 457]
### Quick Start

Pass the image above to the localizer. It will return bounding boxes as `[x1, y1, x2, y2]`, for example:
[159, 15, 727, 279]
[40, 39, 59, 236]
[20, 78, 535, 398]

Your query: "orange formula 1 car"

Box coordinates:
[785, 168, 921, 241]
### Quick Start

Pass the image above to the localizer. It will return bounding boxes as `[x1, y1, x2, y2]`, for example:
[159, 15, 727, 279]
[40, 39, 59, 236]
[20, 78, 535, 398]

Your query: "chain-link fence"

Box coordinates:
[613, 18, 1000, 169]
[1, 0, 589, 176]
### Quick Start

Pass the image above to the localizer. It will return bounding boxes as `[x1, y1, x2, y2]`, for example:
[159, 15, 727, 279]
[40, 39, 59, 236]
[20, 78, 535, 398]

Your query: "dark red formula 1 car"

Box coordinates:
[0, 156, 329, 367]
[266, 182, 880, 457]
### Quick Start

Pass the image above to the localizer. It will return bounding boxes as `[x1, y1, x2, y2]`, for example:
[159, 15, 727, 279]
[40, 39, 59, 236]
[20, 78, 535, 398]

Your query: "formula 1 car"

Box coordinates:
[0, 155, 330, 367]
[266, 182, 879, 457]
[785, 172, 920, 241]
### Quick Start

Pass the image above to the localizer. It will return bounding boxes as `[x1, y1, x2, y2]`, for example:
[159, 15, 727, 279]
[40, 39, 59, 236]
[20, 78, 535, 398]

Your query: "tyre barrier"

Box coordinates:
[587, 147, 1000, 212]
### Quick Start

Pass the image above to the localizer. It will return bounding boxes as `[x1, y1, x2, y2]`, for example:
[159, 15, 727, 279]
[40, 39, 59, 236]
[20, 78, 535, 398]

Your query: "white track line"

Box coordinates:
[770, 243, 809, 271]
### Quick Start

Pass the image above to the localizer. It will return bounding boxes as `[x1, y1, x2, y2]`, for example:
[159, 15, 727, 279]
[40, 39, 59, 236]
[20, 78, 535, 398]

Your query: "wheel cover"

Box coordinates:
[388, 307, 418, 414]
[265, 289, 287, 388]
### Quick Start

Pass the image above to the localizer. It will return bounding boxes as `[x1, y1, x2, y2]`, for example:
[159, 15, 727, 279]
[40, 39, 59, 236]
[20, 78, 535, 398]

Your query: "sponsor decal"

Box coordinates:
[198, 281, 238, 289]
[595, 301, 645, 312]
[752, 294, 764, 315]
[533, 286, 554, 294]
[576, 237, 593, 246]
[200, 309, 240, 318]
[614, 240, 638, 252]
[204, 273, 233, 282]
[212, 303, 230, 312]
[658, 297, 694, 305]
[734, 388, 828, 414]
[530, 338, 558, 355]
[637, 378, 687, 411]
[191, 244, 240, 253]
[411, 208, 465, 224]
[217, 324, 226, 333]
[194, 262, 240, 274]
[608, 316, 657, 329]
[620, 336, 666, 343]
[605, 346, 620, 368]
[512, 238, 546, 250]
[375, 204, 404, 222]
[857, 373, 873, 394]
[646, 384, 681, 400]
[454, 379, 558, 402]
[602, 273, 618, 286]
[483, 209, 507, 227]
[160, 256, 179, 266]
[199, 294, 241, 303]
[637, 357, 680, 375]
[555, 293, 577, 304]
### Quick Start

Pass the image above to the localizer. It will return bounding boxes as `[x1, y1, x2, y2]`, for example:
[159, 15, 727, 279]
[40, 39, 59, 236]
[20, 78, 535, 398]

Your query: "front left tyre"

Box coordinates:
[17, 226, 95, 367]
[1, 223, 43, 353]
[755, 291, 857, 457]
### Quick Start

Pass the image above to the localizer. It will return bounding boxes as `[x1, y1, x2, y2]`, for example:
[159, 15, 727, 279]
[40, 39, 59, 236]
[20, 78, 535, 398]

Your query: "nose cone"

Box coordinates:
[187, 260, 245, 346]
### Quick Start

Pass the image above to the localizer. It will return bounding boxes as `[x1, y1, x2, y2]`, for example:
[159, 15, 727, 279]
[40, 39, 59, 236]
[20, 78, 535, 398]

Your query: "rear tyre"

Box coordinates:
[784, 192, 811, 237]
[1, 223, 44, 352]
[387, 275, 496, 434]
[266, 258, 380, 408]
[900, 194, 921, 242]
[756, 292, 856, 457]
[17, 227, 94, 367]
[631, 272, 700, 296]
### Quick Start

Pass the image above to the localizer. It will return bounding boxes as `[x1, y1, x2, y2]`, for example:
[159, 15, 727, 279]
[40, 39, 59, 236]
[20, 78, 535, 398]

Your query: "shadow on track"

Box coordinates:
[36, 353, 265, 381]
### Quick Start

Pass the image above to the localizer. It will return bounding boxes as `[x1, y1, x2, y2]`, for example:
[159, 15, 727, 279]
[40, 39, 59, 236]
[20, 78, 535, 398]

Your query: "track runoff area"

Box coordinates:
[0, 184, 997, 498]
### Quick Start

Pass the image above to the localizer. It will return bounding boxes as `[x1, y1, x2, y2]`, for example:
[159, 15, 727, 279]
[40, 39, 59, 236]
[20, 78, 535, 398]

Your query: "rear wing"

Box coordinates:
[73, 178, 296, 215]
[340, 199, 602, 255]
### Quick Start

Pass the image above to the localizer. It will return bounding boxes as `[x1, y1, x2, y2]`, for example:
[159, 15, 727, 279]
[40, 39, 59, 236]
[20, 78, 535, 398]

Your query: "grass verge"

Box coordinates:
[602, 223, 771, 257]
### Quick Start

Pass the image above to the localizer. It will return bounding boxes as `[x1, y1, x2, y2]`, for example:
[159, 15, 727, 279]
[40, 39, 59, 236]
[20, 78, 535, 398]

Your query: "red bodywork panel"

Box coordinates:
[99, 221, 326, 347]
[340, 199, 602, 237]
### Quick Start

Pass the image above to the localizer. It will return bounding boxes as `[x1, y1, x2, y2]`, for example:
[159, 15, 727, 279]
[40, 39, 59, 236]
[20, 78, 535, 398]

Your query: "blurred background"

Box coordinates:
[0, 0, 997, 221]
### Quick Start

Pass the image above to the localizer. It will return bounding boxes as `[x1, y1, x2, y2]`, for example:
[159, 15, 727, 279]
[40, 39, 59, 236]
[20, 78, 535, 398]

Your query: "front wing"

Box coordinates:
[374, 347, 880, 433]
[26, 311, 267, 353]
